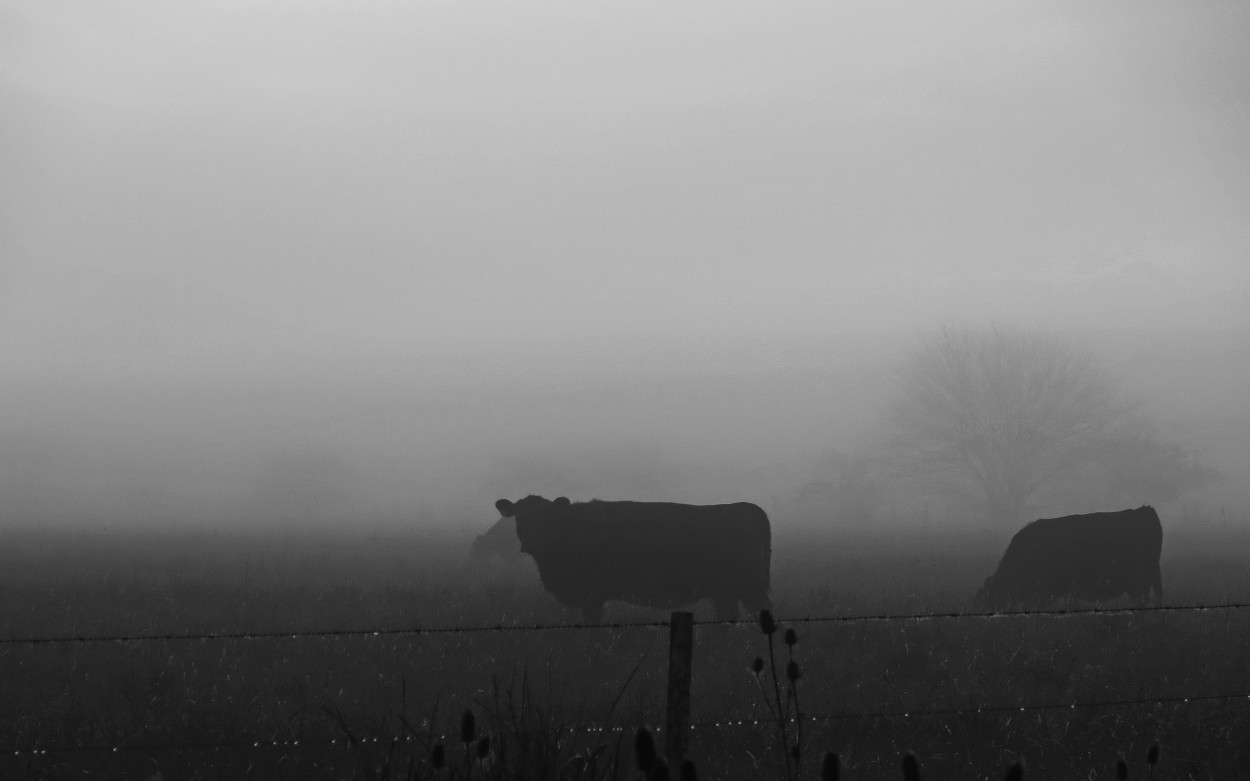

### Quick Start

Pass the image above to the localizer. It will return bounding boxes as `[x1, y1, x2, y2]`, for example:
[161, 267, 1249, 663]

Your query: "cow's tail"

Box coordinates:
[742, 539, 772, 613]
[1146, 505, 1164, 607]
[1151, 561, 1164, 607]
[759, 546, 772, 609]
[747, 507, 773, 612]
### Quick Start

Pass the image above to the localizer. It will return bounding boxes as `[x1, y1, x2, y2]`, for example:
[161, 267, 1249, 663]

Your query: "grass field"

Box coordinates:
[2, 521, 1250, 780]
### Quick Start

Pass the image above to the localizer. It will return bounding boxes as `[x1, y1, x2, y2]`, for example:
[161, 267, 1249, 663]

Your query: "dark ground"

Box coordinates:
[2, 522, 1249, 780]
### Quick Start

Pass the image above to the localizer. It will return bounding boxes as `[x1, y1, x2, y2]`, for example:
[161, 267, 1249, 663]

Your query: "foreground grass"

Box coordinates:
[1, 524, 1249, 779]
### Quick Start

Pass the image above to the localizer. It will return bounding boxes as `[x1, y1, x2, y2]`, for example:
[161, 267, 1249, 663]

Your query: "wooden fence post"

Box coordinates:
[666, 610, 694, 770]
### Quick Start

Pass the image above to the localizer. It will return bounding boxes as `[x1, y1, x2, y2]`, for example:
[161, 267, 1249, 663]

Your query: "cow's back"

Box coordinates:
[567, 501, 770, 605]
[1010, 507, 1159, 563]
[508, 497, 771, 616]
[989, 506, 1162, 607]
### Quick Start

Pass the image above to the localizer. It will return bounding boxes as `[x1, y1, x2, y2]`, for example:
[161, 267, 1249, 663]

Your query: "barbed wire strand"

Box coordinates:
[691, 690, 1250, 730]
[720, 601, 1250, 627]
[8, 689, 1249, 759]
[4, 602, 1248, 647]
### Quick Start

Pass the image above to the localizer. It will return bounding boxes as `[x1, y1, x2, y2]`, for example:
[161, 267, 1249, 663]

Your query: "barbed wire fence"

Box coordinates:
[5, 601, 1249, 646]
[5, 602, 1250, 760]
[11, 691, 1250, 759]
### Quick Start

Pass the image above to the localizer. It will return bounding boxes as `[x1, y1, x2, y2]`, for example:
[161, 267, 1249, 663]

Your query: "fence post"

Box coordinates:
[666, 610, 694, 770]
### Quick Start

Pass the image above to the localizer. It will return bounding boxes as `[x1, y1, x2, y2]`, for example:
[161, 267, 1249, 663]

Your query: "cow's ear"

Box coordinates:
[554, 496, 571, 507]
[495, 499, 516, 517]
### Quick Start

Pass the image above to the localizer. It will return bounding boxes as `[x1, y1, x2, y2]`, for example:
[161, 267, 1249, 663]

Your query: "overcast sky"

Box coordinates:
[1, 3, 1248, 524]
[3, 2, 1248, 369]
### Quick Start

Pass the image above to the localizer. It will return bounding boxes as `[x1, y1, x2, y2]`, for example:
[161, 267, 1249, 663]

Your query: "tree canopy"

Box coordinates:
[883, 326, 1215, 526]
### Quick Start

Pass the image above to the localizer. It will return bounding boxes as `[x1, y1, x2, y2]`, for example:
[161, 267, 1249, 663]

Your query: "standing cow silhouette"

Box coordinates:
[495, 495, 772, 623]
[974, 506, 1164, 610]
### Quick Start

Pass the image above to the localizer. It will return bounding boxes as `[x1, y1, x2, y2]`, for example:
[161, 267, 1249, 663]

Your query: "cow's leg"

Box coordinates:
[580, 602, 604, 625]
[1129, 566, 1164, 608]
[712, 597, 739, 621]
[741, 596, 772, 622]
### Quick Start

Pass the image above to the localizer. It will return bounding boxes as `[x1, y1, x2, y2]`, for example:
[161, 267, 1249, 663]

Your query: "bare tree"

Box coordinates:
[883, 326, 1213, 526]
[1077, 415, 1221, 509]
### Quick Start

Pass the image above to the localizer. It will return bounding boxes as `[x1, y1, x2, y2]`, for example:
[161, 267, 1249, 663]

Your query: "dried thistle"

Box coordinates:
[680, 759, 697, 781]
[759, 609, 777, 636]
[903, 752, 921, 781]
[634, 727, 658, 773]
[821, 752, 839, 781]
[1005, 760, 1023, 781]
[459, 710, 476, 744]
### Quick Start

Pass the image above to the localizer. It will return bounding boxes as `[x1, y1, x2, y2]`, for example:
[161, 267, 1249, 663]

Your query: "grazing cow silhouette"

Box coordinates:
[974, 506, 1164, 610]
[469, 516, 525, 562]
[494, 495, 771, 623]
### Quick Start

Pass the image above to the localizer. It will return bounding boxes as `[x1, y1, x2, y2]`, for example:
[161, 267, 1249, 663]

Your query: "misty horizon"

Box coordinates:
[2, 3, 1248, 532]
[1, 326, 1245, 530]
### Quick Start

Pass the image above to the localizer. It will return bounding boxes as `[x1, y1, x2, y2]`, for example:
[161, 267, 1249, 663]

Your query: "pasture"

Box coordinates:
[2, 521, 1250, 780]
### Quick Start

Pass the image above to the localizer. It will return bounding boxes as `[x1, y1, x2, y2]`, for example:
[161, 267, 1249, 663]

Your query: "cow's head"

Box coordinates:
[470, 516, 525, 561]
[495, 496, 572, 556]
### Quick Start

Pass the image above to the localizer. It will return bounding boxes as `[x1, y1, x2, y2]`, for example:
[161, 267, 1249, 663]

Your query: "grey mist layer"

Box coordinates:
[1, 2, 1247, 529]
